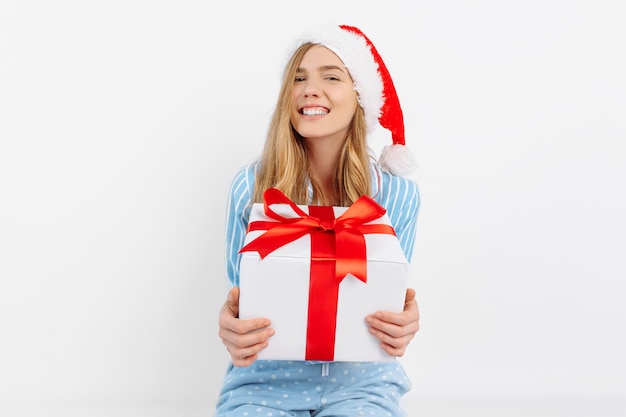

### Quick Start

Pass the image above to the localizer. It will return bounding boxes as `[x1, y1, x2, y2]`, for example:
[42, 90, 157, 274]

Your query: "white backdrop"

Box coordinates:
[1, 1, 625, 416]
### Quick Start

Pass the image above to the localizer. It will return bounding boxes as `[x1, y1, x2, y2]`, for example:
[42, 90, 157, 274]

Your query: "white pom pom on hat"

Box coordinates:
[293, 24, 417, 176]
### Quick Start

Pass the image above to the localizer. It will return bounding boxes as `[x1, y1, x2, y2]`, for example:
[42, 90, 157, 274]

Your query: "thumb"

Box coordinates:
[227, 286, 240, 317]
[405, 288, 416, 304]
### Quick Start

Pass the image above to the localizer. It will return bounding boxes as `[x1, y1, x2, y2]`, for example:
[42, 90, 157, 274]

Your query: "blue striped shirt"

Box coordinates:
[224, 161, 420, 286]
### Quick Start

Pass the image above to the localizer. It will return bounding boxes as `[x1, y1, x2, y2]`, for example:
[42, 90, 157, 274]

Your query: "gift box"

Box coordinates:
[238, 188, 409, 362]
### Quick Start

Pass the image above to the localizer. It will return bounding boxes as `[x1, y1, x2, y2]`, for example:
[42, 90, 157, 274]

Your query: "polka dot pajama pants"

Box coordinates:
[214, 360, 411, 417]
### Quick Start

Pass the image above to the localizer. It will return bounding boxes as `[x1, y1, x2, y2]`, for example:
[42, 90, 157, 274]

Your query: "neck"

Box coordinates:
[305, 138, 342, 205]
[306, 141, 340, 185]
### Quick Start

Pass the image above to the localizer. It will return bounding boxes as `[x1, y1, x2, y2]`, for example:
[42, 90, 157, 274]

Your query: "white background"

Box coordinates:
[1, 1, 625, 416]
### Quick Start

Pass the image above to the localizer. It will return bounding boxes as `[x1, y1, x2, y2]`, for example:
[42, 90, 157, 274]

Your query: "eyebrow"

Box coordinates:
[296, 65, 349, 74]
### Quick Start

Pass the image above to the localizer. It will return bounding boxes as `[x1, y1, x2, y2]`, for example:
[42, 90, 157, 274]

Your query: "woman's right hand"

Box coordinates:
[218, 286, 274, 367]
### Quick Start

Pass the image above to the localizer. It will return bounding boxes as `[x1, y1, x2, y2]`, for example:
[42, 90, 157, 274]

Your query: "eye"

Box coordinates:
[294, 76, 306, 82]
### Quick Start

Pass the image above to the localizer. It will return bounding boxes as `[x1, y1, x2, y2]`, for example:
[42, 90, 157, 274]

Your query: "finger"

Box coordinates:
[224, 330, 274, 367]
[366, 312, 419, 338]
[231, 317, 272, 335]
[232, 354, 258, 368]
[225, 337, 271, 364]
[367, 293, 419, 328]
[373, 295, 419, 324]
[219, 302, 271, 333]
[379, 341, 408, 358]
[367, 309, 417, 329]
[369, 325, 414, 351]
[219, 319, 273, 345]
[223, 326, 274, 347]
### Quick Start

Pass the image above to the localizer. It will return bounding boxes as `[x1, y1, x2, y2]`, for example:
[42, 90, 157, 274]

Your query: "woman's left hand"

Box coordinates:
[365, 288, 420, 357]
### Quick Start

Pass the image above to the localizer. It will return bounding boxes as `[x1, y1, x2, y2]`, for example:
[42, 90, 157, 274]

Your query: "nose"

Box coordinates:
[304, 88, 319, 98]
[303, 79, 320, 98]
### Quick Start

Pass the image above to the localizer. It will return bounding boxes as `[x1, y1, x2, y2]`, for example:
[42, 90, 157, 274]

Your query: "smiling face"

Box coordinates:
[290, 45, 359, 145]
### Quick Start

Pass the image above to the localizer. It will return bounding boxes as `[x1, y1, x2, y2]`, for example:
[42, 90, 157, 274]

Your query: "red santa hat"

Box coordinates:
[293, 24, 417, 176]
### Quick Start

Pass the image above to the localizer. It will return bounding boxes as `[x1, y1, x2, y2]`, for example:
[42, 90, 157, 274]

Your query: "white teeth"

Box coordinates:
[302, 108, 328, 116]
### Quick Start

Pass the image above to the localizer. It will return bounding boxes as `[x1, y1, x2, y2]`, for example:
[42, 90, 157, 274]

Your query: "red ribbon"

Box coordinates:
[239, 188, 396, 361]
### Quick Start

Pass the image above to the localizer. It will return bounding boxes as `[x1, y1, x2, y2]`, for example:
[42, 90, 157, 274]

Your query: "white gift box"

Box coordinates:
[238, 196, 409, 362]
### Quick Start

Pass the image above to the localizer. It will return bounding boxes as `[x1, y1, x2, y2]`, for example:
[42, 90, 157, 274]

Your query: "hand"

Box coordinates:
[218, 286, 274, 367]
[365, 288, 420, 357]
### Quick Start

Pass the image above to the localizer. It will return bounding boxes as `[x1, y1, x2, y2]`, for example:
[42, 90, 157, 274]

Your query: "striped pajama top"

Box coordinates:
[224, 161, 420, 286]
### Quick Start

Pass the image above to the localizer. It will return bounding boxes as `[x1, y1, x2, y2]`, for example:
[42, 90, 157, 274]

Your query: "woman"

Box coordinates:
[215, 24, 421, 416]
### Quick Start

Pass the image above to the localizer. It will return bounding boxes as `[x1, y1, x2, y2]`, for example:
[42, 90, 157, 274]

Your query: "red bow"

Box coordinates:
[239, 188, 395, 284]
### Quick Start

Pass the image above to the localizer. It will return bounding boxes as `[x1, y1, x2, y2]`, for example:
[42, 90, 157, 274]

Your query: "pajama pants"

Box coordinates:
[214, 360, 411, 417]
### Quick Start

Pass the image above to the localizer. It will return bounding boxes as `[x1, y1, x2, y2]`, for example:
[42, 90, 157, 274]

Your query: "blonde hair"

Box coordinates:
[253, 43, 372, 206]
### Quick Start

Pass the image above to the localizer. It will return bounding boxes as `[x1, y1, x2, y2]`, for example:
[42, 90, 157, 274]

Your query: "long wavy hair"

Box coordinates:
[253, 43, 373, 206]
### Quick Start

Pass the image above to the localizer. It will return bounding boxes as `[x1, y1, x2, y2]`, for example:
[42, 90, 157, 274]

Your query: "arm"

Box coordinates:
[218, 163, 273, 366]
[368, 172, 421, 356]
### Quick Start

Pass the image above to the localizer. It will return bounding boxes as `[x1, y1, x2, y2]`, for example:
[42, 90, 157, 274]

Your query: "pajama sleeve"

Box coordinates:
[224, 163, 256, 286]
[375, 168, 421, 263]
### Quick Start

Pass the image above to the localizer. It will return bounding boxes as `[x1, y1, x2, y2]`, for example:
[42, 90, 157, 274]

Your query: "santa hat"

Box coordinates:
[293, 24, 417, 176]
